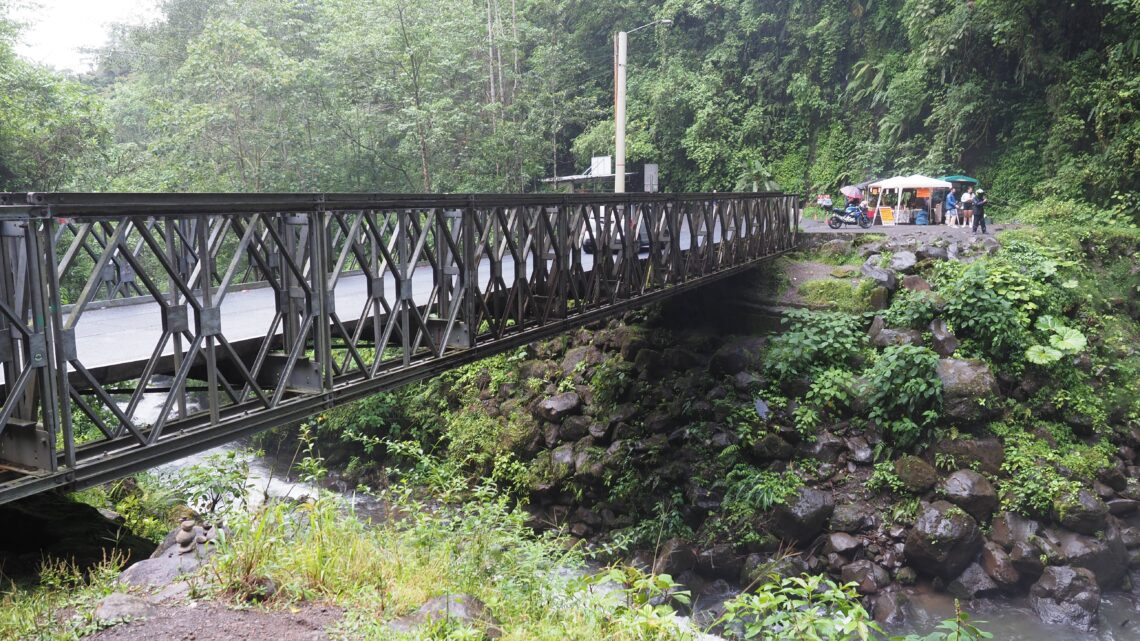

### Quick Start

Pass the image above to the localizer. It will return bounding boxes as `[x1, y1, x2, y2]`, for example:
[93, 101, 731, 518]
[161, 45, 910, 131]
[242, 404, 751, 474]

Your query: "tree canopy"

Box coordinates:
[0, 0, 1136, 216]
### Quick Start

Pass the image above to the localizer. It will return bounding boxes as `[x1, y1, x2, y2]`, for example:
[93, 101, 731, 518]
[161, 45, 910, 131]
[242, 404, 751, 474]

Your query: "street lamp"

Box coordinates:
[614, 18, 672, 193]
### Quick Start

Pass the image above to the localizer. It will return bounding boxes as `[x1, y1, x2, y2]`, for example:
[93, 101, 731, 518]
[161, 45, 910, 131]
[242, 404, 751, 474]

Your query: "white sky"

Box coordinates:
[8, 0, 160, 72]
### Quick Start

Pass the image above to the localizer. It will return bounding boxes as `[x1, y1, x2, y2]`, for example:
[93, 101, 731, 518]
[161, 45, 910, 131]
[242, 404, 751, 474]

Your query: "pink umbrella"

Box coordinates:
[840, 185, 862, 199]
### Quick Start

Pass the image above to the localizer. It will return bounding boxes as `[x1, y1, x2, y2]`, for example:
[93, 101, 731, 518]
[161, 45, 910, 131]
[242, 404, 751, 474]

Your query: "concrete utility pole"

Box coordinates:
[614, 19, 671, 193]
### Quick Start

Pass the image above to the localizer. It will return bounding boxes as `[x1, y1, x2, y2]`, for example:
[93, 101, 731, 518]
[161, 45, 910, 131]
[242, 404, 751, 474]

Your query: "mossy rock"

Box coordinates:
[830, 266, 859, 279]
[798, 278, 875, 313]
[526, 446, 574, 493]
[894, 455, 938, 493]
[1052, 489, 1109, 535]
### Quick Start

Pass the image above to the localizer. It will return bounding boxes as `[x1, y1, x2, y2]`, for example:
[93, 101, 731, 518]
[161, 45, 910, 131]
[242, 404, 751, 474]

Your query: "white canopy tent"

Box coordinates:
[868, 174, 953, 225]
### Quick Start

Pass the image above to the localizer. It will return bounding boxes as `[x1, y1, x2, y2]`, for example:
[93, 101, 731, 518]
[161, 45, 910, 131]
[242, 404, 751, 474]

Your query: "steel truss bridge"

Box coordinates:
[0, 191, 798, 504]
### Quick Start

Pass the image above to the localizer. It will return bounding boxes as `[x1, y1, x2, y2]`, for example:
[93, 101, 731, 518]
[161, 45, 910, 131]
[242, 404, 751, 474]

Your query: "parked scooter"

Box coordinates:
[826, 201, 873, 229]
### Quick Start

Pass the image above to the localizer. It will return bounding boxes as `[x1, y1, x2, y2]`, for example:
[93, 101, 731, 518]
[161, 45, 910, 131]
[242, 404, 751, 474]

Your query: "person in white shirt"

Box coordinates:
[960, 187, 975, 228]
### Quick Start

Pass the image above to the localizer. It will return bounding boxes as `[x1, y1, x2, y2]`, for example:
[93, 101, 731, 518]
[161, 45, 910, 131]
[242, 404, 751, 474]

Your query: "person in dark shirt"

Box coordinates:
[972, 189, 988, 234]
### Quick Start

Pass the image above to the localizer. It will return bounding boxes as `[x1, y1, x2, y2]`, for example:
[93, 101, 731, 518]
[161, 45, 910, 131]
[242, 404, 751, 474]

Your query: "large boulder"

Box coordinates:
[709, 336, 767, 376]
[889, 251, 918, 274]
[991, 511, 1041, 549]
[901, 274, 933, 292]
[947, 562, 1000, 599]
[560, 346, 602, 377]
[928, 319, 959, 357]
[937, 358, 1000, 424]
[559, 415, 592, 441]
[534, 392, 582, 422]
[390, 594, 502, 638]
[820, 239, 855, 256]
[872, 590, 908, 625]
[772, 488, 834, 544]
[93, 593, 158, 623]
[939, 470, 998, 522]
[119, 543, 210, 589]
[751, 433, 794, 461]
[841, 560, 891, 594]
[831, 502, 877, 533]
[1030, 566, 1100, 631]
[904, 501, 983, 579]
[861, 262, 898, 292]
[633, 348, 668, 380]
[1053, 489, 1109, 535]
[916, 244, 949, 261]
[981, 541, 1021, 588]
[932, 438, 1005, 476]
[825, 532, 863, 555]
[1049, 526, 1128, 588]
[894, 455, 938, 493]
[653, 538, 698, 576]
[696, 543, 747, 581]
[616, 326, 652, 362]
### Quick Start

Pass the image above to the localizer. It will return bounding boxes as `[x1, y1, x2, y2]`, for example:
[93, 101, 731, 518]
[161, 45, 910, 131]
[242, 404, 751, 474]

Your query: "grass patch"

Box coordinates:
[0, 554, 128, 641]
[798, 278, 875, 313]
[211, 479, 700, 640]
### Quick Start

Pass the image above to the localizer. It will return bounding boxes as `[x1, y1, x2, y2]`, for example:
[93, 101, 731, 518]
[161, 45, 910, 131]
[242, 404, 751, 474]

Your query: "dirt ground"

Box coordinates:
[799, 216, 1016, 240]
[86, 602, 344, 641]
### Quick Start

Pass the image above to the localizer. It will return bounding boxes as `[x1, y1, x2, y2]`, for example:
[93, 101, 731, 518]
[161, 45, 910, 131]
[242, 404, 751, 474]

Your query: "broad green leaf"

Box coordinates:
[1026, 344, 1063, 365]
[1050, 327, 1087, 354]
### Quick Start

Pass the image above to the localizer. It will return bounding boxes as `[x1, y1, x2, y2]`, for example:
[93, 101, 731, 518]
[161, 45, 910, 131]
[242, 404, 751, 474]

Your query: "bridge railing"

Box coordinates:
[0, 192, 798, 503]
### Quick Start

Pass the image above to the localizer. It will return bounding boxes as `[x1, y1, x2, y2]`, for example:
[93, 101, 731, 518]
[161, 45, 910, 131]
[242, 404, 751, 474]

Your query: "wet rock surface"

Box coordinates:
[947, 562, 999, 599]
[1053, 489, 1109, 536]
[937, 358, 1000, 424]
[904, 501, 982, 580]
[1030, 566, 1101, 631]
[939, 470, 997, 522]
[841, 559, 891, 594]
[772, 488, 834, 544]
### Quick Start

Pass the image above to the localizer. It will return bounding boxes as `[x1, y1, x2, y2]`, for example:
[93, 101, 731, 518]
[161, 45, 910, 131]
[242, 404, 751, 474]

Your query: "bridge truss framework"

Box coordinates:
[0, 191, 798, 504]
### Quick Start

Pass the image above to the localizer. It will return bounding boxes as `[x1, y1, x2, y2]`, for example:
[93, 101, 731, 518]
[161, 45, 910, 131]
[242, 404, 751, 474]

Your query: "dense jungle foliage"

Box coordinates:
[0, 0, 1138, 221]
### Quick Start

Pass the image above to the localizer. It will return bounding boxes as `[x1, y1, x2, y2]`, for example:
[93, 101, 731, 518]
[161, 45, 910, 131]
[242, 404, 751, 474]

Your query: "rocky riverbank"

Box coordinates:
[446, 227, 1140, 633]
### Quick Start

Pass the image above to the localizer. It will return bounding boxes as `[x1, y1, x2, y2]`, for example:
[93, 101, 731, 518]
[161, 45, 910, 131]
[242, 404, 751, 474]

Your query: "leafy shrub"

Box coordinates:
[172, 449, 252, 516]
[867, 461, 906, 495]
[590, 565, 690, 634]
[883, 288, 939, 330]
[1024, 315, 1088, 366]
[591, 355, 634, 407]
[719, 574, 880, 641]
[721, 465, 803, 515]
[990, 421, 1112, 516]
[940, 263, 1028, 363]
[861, 345, 942, 449]
[765, 309, 867, 384]
[796, 367, 857, 438]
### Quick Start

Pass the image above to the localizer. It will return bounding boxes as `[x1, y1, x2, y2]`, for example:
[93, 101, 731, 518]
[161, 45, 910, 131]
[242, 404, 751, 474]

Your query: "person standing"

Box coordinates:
[944, 188, 959, 226]
[972, 189, 988, 234]
[960, 187, 975, 228]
